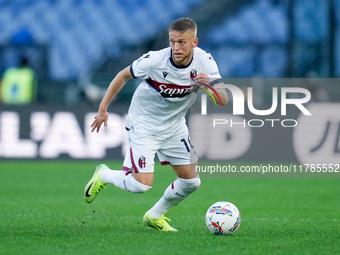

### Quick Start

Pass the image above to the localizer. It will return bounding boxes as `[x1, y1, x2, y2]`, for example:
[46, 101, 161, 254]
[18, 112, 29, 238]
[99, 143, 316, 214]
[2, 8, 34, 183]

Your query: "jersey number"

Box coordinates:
[180, 137, 194, 153]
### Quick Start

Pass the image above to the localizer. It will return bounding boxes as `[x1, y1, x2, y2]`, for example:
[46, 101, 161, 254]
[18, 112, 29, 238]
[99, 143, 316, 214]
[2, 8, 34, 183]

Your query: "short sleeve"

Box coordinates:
[130, 52, 152, 80]
[205, 54, 222, 79]
[203, 53, 223, 86]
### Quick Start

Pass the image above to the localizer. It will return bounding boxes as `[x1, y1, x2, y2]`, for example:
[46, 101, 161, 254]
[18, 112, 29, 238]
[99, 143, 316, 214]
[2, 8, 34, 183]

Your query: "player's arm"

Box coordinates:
[213, 85, 228, 106]
[91, 66, 133, 133]
[194, 73, 228, 106]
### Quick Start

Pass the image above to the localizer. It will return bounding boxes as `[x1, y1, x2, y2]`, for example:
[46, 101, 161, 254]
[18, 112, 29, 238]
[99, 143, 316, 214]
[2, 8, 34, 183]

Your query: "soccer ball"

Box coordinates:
[205, 201, 241, 235]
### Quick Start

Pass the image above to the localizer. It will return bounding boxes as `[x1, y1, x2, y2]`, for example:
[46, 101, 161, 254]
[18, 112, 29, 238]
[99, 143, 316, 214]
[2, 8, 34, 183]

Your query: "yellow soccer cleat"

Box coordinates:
[143, 212, 178, 232]
[84, 164, 107, 203]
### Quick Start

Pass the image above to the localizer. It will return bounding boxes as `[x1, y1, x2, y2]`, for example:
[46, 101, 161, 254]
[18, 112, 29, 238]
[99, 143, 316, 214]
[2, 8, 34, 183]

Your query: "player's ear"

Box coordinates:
[193, 38, 198, 48]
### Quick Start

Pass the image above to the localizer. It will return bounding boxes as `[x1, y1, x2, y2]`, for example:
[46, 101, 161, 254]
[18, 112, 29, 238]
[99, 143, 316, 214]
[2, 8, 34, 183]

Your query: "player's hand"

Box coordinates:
[193, 73, 210, 88]
[91, 110, 108, 133]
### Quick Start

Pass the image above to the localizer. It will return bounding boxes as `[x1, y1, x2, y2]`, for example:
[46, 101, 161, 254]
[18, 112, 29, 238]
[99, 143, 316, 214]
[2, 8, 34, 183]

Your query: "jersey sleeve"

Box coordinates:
[204, 53, 223, 86]
[130, 52, 152, 80]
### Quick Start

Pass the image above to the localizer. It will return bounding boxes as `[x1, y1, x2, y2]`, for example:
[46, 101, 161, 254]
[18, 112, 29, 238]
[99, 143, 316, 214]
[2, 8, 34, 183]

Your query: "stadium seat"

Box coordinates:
[294, 0, 328, 42]
[204, 0, 289, 77]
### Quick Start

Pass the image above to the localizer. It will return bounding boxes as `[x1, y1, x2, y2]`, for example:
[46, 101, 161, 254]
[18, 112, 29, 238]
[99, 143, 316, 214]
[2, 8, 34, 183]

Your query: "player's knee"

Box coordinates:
[132, 172, 154, 187]
[188, 176, 201, 192]
[179, 176, 201, 194]
[134, 182, 152, 193]
[129, 175, 152, 193]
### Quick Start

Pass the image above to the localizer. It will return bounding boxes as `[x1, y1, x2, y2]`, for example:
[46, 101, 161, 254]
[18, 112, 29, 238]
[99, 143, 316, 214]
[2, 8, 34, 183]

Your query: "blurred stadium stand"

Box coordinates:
[0, 0, 204, 80]
[0, 0, 339, 103]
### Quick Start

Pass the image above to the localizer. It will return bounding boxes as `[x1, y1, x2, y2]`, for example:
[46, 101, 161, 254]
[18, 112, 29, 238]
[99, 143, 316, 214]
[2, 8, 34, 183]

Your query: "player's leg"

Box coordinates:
[84, 166, 153, 203]
[143, 163, 200, 231]
[146, 163, 200, 218]
[143, 127, 200, 231]
[100, 167, 153, 192]
[84, 129, 156, 203]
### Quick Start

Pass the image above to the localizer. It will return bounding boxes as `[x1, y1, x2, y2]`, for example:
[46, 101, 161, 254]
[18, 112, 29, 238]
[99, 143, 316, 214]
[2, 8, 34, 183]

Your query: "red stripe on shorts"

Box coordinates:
[121, 166, 130, 171]
[160, 161, 171, 166]
[130, 147, 139, 173]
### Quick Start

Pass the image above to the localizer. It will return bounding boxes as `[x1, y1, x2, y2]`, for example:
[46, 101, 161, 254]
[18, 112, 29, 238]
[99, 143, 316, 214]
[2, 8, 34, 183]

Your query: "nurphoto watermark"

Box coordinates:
[189, 78, 340, 178]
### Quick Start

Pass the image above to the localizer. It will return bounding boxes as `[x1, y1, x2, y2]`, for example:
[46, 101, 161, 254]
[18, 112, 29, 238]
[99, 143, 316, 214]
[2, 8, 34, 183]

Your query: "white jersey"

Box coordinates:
[126, 47, 221, 134]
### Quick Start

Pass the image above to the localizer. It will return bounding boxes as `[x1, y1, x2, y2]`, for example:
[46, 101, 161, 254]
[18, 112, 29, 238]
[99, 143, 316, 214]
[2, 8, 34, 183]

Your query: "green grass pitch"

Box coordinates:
[1, 160, 339, 255]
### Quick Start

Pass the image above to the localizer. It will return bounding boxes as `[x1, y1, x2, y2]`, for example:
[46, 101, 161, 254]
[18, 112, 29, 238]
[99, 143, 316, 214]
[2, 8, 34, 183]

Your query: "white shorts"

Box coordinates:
[122, 125, 198, 173]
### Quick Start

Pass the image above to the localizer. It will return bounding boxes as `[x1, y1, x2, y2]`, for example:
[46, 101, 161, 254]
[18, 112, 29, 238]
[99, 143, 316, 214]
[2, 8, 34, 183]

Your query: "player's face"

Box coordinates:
[169, 30, 198, 66]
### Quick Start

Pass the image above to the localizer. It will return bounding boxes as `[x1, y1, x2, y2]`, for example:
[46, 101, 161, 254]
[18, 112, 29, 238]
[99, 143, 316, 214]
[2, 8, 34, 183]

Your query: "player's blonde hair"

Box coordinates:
[169, 17, 197, 36]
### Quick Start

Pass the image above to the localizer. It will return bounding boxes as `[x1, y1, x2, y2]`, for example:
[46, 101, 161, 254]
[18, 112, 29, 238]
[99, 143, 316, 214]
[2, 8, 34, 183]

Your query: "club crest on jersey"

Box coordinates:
[190, 69, 197, 81]
[138, 156, 146, 169]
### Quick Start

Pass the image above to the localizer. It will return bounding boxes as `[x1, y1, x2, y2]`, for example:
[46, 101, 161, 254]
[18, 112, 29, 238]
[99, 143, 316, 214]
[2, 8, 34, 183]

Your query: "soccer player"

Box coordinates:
[84, 17, 228, 231]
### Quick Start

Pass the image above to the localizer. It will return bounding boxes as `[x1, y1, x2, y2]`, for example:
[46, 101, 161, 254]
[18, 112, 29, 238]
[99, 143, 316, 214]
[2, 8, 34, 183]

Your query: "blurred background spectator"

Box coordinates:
[0, 54, 37, 104]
